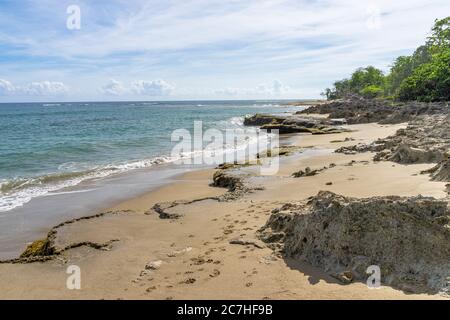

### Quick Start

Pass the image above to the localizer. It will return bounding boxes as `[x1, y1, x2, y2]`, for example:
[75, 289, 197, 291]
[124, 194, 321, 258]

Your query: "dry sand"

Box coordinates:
[0, 121, 448, 300]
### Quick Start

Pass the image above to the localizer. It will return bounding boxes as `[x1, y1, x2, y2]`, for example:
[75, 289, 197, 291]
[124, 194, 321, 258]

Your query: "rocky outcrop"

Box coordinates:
[244, 113, 348, 135]
[335, 143, 378, 155]
[243, 114, 286, 126]
[259, 123, 313, 134]
[336, 115, 450, 167]
[424, 158, 450, 182]
[298, 98, 449, 125]
[386, 144, 444, 164]
[258, 191, 450, 294]
[212, 169, 245, 191]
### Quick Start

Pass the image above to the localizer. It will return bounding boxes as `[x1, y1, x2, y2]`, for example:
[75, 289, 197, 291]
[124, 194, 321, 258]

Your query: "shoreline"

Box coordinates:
[0, 162, 218, 260]
[1, 111, 448, 299]
[0, 106, 302, 260]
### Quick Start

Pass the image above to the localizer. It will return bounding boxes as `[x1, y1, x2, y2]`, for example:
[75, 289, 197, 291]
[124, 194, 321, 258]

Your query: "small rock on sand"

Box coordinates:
[145, 260, 163, 270]
[229, 237, 265, 249]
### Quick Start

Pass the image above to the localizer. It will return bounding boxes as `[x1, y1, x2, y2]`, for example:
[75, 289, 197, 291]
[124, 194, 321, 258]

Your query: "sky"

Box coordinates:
[0, 0, 448, 102]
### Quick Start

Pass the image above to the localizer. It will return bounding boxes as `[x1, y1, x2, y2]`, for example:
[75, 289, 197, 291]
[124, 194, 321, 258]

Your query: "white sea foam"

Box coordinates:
[42, 103, 61, 107]
[0, 114, 274, 213]
[229, 116, 244, 126]
[0, 155, 180, 213]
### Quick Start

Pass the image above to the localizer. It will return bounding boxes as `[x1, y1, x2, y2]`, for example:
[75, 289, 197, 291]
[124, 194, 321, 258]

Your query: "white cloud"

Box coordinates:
[255, 80, 290, 95]
[20, 81, 68, 96]
[132, 80, 174, 96]
[100, 79, 127, 96]
[214, 87, 240, 96]
[0, 79, 68, 96]
[0, 79, 15, 95]
[100, 79, 175, 96]
[0, 0, 449, 100]
[215, 80, 291, 97]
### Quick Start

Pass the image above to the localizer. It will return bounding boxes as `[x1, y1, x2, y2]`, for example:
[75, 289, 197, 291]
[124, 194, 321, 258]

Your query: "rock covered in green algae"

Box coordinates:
[20, 239, 54, 258]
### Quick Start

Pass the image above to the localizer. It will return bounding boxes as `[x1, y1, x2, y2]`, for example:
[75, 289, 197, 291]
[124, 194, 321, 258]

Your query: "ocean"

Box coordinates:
[0, 100, 304, 258]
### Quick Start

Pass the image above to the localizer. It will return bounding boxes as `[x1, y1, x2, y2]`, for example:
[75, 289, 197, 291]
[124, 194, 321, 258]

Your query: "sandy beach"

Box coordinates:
[0, 1, 448, 306]
[1, 115, 448, 300]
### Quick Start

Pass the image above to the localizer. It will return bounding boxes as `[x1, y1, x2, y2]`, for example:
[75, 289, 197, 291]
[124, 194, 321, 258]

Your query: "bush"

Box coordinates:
[360, 85, 384, 98]
[398, 49, 450, 102]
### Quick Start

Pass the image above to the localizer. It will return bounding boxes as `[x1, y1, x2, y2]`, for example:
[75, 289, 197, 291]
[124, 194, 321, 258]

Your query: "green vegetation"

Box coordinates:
[323, 17, 450, 102]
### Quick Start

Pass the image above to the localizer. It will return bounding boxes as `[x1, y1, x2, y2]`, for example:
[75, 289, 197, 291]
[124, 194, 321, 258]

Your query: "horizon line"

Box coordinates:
[0, 98, 323, 105]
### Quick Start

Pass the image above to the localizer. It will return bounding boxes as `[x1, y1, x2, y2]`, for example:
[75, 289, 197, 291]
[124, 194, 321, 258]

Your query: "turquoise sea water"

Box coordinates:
[0, 100, 302, 213]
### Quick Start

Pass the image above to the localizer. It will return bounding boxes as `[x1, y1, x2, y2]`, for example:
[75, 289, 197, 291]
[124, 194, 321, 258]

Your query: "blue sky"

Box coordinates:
[0, 0, 448, 102]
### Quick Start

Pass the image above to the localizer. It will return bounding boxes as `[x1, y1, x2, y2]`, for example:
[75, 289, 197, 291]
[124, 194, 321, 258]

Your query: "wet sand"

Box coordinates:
[0, 120, 448, 300]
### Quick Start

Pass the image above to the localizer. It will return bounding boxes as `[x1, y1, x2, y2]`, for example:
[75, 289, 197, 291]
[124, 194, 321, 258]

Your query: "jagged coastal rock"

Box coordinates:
[244, 113, 348, 135]
[297, 98, 449, 124]
[243, 113, 286, 126]
[426, 158, 450, 182]
[334, 113, 450, 172]
[258, 191, 450, 294]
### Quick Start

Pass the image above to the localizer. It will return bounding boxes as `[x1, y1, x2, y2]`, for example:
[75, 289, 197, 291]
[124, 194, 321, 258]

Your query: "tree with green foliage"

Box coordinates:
[322, 66, 385, 99]
[360, 85, 384, 99]
[398, 48, 450, 102]
[396, 17, 449, 101]
[386, 46, 431, 96]
[427, 16, 450, 52]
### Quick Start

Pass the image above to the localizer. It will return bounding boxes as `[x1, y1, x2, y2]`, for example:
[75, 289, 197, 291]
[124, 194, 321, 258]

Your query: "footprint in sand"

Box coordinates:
[180, 278, 196, 284]
[209, 269, 221, 278]
[190, 257, 213, 265]
[146, 286, 157, 292]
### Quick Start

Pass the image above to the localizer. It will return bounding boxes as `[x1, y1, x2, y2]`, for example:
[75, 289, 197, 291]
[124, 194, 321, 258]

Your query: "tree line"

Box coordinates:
[323, 17, 449, 102]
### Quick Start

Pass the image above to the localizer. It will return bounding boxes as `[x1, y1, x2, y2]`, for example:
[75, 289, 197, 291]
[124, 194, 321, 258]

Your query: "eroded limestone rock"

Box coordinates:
[258, 191, 450, 294]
